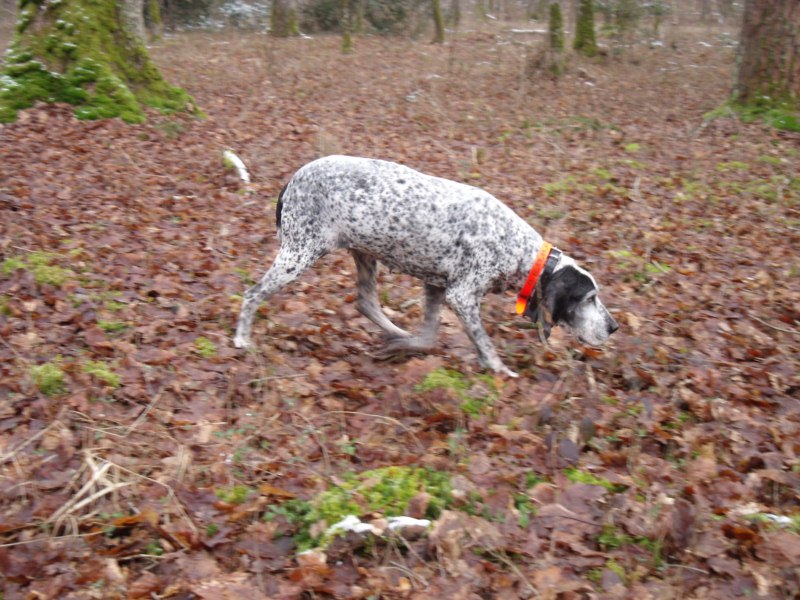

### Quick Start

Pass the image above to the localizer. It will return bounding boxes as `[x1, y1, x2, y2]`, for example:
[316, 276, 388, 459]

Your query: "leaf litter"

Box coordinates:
[0, 23, 799, 599]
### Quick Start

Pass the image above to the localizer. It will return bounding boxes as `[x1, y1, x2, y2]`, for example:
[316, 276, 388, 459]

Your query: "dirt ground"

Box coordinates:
[1, 18, 799, 600]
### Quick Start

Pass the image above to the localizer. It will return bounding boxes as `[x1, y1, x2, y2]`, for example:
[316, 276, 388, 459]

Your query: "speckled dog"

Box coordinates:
[234, 156, 618, 376]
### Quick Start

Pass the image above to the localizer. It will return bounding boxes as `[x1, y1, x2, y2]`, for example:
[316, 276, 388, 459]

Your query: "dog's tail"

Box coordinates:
[275, 183, 288, 232]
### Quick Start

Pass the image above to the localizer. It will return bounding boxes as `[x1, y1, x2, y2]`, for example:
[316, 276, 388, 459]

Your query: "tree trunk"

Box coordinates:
[573, 0, 598, 56]
[271, 0, 298, 37]
[549, 2, 564, 51]
[121, 0, 146, 41]
[432, 0, 445, 44]
[449, 0, 461, 27]
[340, 0, 353, 53]
[145, 0, 164, 40]
[0, 0, 195, 123]
[735, 0, 799, 108]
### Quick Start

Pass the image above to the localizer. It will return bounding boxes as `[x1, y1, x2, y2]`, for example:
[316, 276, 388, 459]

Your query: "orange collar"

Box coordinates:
[516, 242, 553, 315]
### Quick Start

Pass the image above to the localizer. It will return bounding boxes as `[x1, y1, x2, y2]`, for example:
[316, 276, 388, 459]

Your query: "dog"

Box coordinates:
[234, 156, 618, 377]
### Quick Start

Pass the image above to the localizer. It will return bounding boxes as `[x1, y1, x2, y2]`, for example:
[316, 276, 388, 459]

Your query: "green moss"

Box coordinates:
[598, 523, 632, 550]
[706, 99, 800, 133]
[624, 142, 641, 153]
[417, 368, 498, 416]
[605, 558, 627, 581]
[1, 252, 73, 287]
[565, 468, 627, 492]
[30, 361, 67, 396]
[1, 257, 25, 275]
[97, 320, 128, 332]
[81, 360, 121, 388]
[215, 485, 254, 504]
[417, 368, 470, 395]
[194, 336, 217, 358]
[284, 466, 451, 550]
[548, 3, 564, 52]
[0, 0, 197, 123]
[574, 0, 598, 57]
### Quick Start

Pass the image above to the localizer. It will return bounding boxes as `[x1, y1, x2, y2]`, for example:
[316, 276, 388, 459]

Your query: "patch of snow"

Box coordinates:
[387, 516, 431, 531]
[327, 515, 377, 536]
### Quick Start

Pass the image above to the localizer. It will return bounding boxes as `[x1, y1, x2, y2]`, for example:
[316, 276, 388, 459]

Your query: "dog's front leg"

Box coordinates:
[445, 287, 518, 378]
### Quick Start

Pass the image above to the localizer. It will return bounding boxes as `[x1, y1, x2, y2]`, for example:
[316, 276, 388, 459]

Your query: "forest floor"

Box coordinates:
[1, 19, 799, 600]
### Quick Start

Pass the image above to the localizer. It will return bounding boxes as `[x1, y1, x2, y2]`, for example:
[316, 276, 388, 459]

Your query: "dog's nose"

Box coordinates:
[608, 318, 619, 335]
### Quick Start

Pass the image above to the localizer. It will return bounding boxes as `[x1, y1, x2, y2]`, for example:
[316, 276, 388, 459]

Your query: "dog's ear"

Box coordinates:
[542, 265, 595, 326]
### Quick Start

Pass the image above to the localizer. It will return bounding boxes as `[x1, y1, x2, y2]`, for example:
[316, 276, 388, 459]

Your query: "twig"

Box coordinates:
[246, 373, 308, 385]
[750, 314, 800, 337]
[0, 420, 60, 464]
[290, 411, 332, 474]
[124, 385, 164, 436]
[664, 563, 710, 575]
[0, 531, 104, 548]
[324, 411, 426, 454]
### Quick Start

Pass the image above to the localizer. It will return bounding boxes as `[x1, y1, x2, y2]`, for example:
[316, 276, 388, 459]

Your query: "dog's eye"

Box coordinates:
[585, 295, 597, 305]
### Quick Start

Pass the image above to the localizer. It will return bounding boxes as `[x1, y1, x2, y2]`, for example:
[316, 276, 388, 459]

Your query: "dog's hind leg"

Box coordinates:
[351, 250, 411, 340]
[234, 245, 322, 349]
[375, 284, 444, 357]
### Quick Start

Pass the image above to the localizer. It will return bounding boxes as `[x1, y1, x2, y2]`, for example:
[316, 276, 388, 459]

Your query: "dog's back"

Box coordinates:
[278, 156, 537, 287]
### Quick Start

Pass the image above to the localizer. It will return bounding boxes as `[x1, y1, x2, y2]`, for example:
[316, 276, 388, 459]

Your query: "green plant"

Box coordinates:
[82, 360, 121, 388]
[598, 522, 632, 550]
[143, 540, 164, 556]
[624, 142, 641, 153]
[1, 252, 74, 287]
[97, 320, 128, 332]
[30, 361, 67, 396]
[284, 466, 452, 550]
[565, 468, 627, 492]
[417, 368, 498, 416]
[215, 485, 254, 504]
[194, 336, 217, 358]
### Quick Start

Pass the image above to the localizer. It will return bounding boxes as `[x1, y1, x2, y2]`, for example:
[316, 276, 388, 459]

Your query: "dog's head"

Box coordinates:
[525, 256, 618, 345]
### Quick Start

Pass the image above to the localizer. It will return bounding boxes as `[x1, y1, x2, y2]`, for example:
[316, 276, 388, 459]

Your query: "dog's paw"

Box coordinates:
[373, 335, 432, 360]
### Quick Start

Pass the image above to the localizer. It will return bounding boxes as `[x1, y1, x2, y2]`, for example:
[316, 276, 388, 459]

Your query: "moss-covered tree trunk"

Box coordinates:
[735, 0, 799, 110]
[340, 0, 352, 53]
[573, 0, 598, 57]
[549, 2, 564, 51]
[432, 0, 445, 44]
[0, 0, 194, 123]
[145, 0, 164, 40]
[271, 0, 298, 37]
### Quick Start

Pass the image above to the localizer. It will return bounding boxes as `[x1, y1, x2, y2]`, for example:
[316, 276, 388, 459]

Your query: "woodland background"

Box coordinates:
[0, 0, 799, 598]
